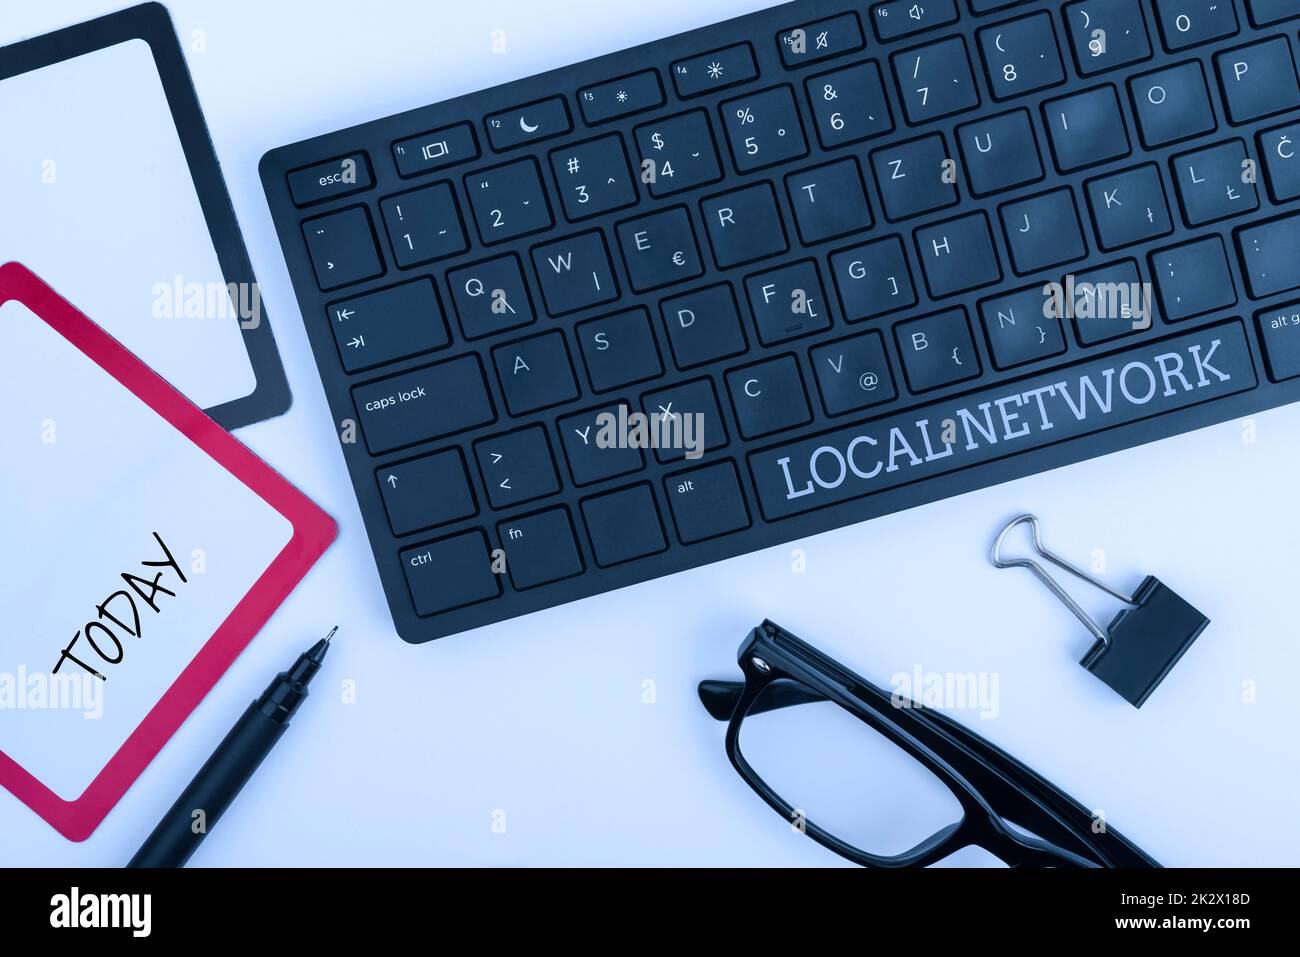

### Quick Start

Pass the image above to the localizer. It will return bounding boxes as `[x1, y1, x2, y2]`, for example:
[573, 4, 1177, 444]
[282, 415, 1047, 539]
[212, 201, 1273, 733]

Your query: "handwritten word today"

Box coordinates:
[51, 532, 189, 681]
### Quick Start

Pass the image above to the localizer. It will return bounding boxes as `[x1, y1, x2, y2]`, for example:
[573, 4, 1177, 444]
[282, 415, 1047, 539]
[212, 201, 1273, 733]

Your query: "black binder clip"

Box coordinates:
[992, 514, 1209, 708]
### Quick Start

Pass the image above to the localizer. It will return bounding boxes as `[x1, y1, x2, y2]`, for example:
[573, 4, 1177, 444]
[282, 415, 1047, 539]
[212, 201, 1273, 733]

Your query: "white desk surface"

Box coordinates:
[3, 0, 1297, 867]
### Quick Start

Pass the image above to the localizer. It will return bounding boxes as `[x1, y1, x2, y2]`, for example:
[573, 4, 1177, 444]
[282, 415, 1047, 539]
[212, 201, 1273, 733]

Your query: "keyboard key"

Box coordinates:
[1085, 164, 1173, 251]
[1258, 123, 1300, 202]
[1150, 236, 1236, 322]
[1152, 0, 1239, 51]
[377, 449, 476, 535]
[721, 86, 809, 173]
[1065, 0, 1152, 75]
[579, 71, 665, 124]
[660, 284, 748, 368]
[785, 158, 872, 244]
[485, 96, 571, 151]
[725, 356, 812, 439]
[956, 109, 1044, 196]
[1000, 188, 1087, 274]
[745, 260, 833, 345]
[810, 331, 897, 414]
[1216, 38, 1300, 123]
[581, 484, 667, 567]
[1171, 139, 1258, 226]
[576, 308, 664, 392]
[288, 152, 373, 206]
[1256, 302, 1300, 380]
[672, 44, 758, 98]
[353, 355, 495, 454]
[634, 111, 723, 197]
[464, 159, 553, 243]
[746, 323, 1256, 521]
[871, 0, 959, 40]
[777, 13, 865, 67]
[700, 183, 789, 268]
[896, 309, 981, 392]
[615, 206, 703, 292]
[475, 425, 561, 509]
[664, 462, 751, 544]
[549, 135, 637, 220]
[1247, 0, 1300, 27]
[871, 133, 958, 221]
[558, 403, 644, 485]
[401, 531, 500, 616]
[979, 285, 1067, 369]
[447, 254, 535, 339]
[302, 206, 383, 290]
[1069, 259, 1149, 345]
[915, 212, 1002, 297]
[393, 123, 479, 177]
[491, 331, 579, 415]
[829, 236, 917, 320]
[891, 36, 980, 123]
[380, 183, 468, 266]
[805, 61, 893, 148]
[978, 12, 1066, 99]
[641, 378, 728, 462]
[1128, 61, 1215, 148]
[1043, 85, 1131, 172]
[327, 279, 448, 372]
[531, 231, 619, 315]
[1238, 213, 1300, 298]
[498, 508, 584, 589]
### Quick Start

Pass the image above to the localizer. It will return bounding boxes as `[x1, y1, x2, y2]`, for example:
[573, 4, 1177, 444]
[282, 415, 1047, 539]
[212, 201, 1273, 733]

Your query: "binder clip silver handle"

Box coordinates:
[991, 514, 1134, 647]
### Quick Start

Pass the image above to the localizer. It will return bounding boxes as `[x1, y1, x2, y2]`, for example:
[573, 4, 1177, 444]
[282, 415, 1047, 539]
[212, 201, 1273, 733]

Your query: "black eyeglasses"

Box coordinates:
[699, 621, 1159, 868]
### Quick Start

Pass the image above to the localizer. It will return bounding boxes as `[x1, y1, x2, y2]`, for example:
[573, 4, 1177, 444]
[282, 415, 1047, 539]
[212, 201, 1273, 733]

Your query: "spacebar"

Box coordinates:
[749, 322, 1256, 521]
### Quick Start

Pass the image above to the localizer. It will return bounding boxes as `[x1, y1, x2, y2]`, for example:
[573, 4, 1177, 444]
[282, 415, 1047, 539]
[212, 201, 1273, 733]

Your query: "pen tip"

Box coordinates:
[324, 626, 338, 643]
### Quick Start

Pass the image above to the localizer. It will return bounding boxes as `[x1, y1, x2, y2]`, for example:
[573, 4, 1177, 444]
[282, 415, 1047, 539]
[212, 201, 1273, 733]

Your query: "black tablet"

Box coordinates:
[0, 2, 290, 429]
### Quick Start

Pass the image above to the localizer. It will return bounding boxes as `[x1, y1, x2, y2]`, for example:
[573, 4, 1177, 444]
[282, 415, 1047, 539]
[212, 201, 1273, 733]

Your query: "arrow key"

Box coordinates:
[474, 424, 562, 509]
[378, 449, 477, 536]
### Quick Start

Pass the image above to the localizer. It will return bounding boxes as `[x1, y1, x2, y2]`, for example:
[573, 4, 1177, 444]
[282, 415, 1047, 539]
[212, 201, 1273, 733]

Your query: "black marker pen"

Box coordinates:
[127, 628, 336, 868]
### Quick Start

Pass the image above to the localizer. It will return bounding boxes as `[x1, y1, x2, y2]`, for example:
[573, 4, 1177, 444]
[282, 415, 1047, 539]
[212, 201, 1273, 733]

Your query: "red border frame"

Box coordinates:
[0, 263, 337, 840]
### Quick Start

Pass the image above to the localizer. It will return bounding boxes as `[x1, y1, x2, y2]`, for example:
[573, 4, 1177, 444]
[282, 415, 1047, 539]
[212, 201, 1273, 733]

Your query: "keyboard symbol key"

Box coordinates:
[810, 331, 897, 415]
[895, 309, 981, 392]
[634, 111, 724, 197]
[447, 254, 535, 340]
[475, 425, 562, 509]
[464, 159, 553, 243]
[485, 96, 571, 150]
[1085, 163, 1173, 250]
[531, 231, 619, 315]
[301, 206, 384, 291]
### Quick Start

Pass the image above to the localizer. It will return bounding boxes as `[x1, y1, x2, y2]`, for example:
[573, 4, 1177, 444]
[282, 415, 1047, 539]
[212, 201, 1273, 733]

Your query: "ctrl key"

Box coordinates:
[401, 530, 501, 617]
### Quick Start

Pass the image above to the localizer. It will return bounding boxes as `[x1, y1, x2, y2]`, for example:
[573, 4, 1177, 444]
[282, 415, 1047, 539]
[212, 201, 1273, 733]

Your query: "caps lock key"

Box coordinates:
[352, 355, 495, 454]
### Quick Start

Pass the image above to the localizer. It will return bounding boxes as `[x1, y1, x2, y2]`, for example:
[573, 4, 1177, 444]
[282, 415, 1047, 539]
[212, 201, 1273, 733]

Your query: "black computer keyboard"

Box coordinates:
[262, 0, 1300, 643]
